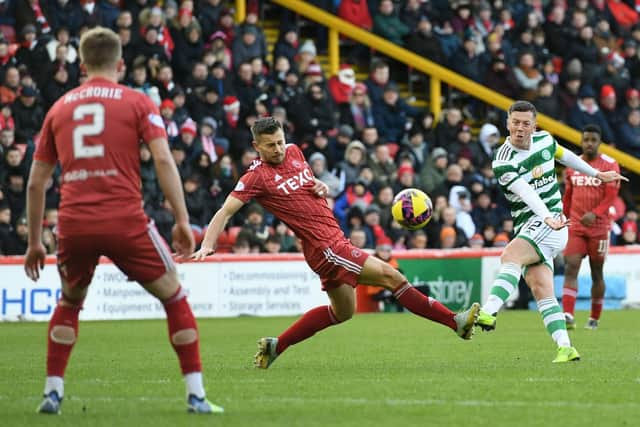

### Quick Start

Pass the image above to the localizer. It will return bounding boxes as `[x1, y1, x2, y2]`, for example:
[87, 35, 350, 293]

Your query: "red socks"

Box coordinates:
[276, 305, 340, 354]
[46, 303, 81, 377]
[562, 287, 577, 315]
[163, 287, 202, 374]
[393, 282, 456, 330]
[591, 298, 603, 320]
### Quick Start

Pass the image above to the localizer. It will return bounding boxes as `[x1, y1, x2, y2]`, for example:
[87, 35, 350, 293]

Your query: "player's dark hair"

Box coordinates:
[508, 100, 537, 117]
[79, 27, 122, 72]
[250, 117, 283, 140]
[582, 124, 602, 137]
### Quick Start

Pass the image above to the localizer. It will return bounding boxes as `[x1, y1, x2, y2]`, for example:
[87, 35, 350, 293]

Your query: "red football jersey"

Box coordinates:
[34, 77, 167, 236]
[563, 153, 620, 235]
[230, 144, 344, 250]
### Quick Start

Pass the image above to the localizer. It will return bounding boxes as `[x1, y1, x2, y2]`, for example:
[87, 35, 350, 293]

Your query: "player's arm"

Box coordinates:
[562, 169, 573, 218]
[148, 137, 194, 256]
[554, 144, 627, 183]
[24, 160, 56, 281]
[192, 195, 245, 260]
[312, 177, 329, 198]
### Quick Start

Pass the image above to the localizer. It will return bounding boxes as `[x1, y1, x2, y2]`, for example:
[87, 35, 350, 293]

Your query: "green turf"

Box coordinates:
[2, 310, 640, 426]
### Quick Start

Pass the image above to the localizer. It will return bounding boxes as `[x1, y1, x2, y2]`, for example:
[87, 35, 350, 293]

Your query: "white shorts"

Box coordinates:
[516, 215, 568, 271]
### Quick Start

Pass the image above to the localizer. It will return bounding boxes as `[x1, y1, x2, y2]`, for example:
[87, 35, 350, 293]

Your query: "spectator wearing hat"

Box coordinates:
[11, 85, 43, 143]
[328, 64, 356, 105]
[295, 39, 317, 76]
[448, 185, 475, 239]
[338, 82, 375, 135]
[617, 108, 640, 156]
[2, 211, 28, 255]
[191, 82, 224, 124]
[373, 0, 409, 47]
[621, 87, 640, 116]
[167, 85, 188, 126]
[420, 147, 448, 194]
[393, 160, 419, 194]
[396, 125, 429, 170]
[439, 226, 458, 249]
[176, 118, 203, 163]
[334, 123, 355, 159]
[477, 123, 500, 163]
[593, 18, 619, 57]
[238, 11, 268, 56]
[406, 15, 446, 67]
[309, 151, 341, 199]
[368, 143, 397, 189]
[333, 139, 367, 192]
[232, 25, 266, 70]
[183, 172, 214, 228]
[372, 82, 420, 144]
[568, 85, 616, 143]
[599, 84, 625, 131]
[558, 75, 582, 115]
[198, 0, 225, 40]
[207, 32, 232, 71]
[273, 27, 299, 67]
[301, 61, 325, 88]
[14, 24, 47, 73]
[199, 116, 228, 161]
[363, 204, 387, 247]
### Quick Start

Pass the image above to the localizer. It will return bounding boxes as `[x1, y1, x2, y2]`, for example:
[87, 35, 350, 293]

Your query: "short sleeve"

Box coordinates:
[137, 93, 167, 144]
[230, 167, 265, 202]
[493, 160, 519, 188]
[33, 111, 57, 164]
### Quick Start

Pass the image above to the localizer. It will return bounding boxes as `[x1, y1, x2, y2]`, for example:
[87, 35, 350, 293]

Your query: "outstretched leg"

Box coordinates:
[358, 257, 478, 339]
[255, 284, 354, 369]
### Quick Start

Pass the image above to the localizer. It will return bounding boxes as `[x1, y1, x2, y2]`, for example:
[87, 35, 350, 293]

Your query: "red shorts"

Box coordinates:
[564, 228, 609, 263]
[57, 221, 174, 289]
[305, 238, 370, 291]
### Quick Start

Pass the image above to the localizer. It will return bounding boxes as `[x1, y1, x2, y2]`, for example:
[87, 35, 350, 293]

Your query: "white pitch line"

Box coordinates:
[3, 395, 639, 410]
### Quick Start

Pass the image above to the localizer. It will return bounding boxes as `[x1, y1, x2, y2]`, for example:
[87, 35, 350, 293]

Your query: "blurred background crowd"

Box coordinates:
[0, 0, 639, 256]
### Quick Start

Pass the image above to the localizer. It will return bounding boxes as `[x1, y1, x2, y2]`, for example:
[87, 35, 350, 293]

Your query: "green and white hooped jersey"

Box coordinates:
[493, 130, 562, 234]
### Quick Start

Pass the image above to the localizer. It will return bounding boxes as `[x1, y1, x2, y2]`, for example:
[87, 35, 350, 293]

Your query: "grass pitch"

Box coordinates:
[1, 310, 639, 427]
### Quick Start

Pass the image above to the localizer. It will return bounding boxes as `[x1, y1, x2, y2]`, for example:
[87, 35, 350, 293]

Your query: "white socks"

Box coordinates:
[184, 372, 205, 399]
[44, 376, 64, 398]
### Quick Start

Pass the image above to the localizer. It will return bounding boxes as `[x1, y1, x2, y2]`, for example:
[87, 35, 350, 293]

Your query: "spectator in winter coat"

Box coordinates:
[339, 82, 375, 135]
[273, 27, 299, 66]
[372, 83, 420, 144]
[11, 86, 44, 143]
[373, 0, 410, 47]
[405, 15, 446, 66]
[309, 152, 341, 199]
[617, 108, 640, 156]
[420, 147, 448, 194]
[567, 85, 616, 143]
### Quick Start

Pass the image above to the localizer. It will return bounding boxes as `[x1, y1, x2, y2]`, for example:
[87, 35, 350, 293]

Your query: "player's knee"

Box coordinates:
[334, 306, 354, 322]
[379, 264, 404, 290]
[171, 328, 198, 346]
[50, 325, 76, 345]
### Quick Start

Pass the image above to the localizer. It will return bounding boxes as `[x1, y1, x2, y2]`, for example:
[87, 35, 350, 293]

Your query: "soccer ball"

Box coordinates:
[391, 188, 433, 230]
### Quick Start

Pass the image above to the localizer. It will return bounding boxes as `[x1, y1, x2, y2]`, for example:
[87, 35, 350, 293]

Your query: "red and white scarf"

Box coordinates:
[32, 1, 51, 34]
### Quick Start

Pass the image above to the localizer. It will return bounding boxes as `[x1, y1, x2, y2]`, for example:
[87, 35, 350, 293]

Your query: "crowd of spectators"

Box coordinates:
[0, 0, 639, 256]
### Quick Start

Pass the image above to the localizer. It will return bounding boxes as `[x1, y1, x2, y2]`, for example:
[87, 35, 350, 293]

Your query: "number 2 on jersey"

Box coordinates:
[73, 103, 105, 159]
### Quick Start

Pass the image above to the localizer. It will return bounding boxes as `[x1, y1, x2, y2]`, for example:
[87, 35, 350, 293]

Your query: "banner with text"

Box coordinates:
[397, 258, 482, 311]
[0, 261, 325, 321]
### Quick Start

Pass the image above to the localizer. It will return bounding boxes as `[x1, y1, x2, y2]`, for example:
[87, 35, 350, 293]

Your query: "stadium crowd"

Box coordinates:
[0, 0, 639, 256]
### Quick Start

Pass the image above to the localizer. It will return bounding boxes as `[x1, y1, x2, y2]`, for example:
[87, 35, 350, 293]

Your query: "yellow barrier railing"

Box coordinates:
[265, 0, 640, 175]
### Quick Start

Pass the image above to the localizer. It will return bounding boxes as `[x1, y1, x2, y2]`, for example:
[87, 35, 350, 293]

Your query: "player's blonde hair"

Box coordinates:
[79, 27, 122, 72]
